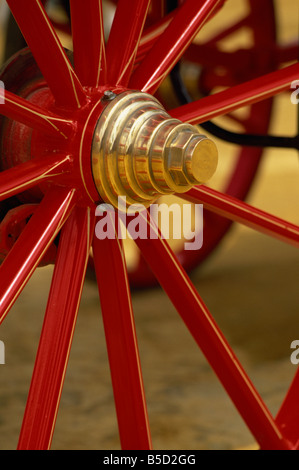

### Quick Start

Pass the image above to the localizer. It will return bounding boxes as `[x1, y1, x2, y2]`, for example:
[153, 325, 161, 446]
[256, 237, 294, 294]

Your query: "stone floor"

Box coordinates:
[0, 0, 299, 451]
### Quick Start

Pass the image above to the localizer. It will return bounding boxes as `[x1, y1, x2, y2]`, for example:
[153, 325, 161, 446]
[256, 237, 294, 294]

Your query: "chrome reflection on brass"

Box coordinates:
[92, 91, 218, 210]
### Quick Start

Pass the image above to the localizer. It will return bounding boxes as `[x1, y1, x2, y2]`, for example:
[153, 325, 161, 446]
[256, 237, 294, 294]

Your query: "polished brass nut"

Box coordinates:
[184, 135, 218, 184]
[166, 129, 197, 187]
[92, 91, 218, 211]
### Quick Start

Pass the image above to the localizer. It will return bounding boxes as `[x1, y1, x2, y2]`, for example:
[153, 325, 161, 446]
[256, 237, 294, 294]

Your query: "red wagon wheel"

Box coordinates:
[1, 0, 279, 288]
[0, 0, 299, 450]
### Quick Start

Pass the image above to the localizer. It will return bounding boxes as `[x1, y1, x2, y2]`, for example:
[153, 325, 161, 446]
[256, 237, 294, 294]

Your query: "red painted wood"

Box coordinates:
[7, 0, 86, 109]
[130, 0, 223, 94]
[170, 62, 299, 125]
[131, 211, 291, 450]
[0, 89, 74, 137]
[71, 0, 107, 87]
[18, 206, 94, 449]
[183, 186, 299, 248]
[106, 0, 151, 86]
[93, 220, 152, 450]
[276, 368, 299, 449]
[0, 187, 76, 325]
[0, 154, 72, 203]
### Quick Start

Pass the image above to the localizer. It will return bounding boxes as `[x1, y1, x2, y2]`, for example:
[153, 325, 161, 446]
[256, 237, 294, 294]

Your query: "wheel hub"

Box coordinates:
[92, 91, 218, 210]
[0, 49, 218, 213]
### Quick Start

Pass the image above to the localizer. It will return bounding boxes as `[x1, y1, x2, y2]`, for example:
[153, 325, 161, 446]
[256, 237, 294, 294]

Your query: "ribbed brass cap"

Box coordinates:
[92, 91, 218, 211]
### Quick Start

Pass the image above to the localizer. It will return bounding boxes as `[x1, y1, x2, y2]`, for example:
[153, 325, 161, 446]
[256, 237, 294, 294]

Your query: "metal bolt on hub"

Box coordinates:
[101, 90, 117, 102]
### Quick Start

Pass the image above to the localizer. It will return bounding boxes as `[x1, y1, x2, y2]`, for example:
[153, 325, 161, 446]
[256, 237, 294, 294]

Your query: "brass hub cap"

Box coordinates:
[92, 91, 218, 211]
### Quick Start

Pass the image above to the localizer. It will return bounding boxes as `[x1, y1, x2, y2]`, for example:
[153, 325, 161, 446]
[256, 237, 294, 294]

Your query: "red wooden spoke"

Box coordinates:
[0, 89, 74, 137]
[131, 211, 291, 450]
[7, 0, 86, 109]
[93, 215, 152, 450]
[182, 186, 299, 248]
[170, 62, 299, 125]
[106, 0, 151, 86]
[130, 0, 222, 95]
[18, 206, 94, 450]
[136, 12, 175, 65]
[71, 0, 107, 87]
[0, 187, 76, 325]
[0, 154, 72, 203]
[276, 369, 299, 449]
